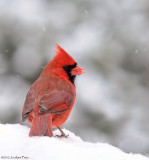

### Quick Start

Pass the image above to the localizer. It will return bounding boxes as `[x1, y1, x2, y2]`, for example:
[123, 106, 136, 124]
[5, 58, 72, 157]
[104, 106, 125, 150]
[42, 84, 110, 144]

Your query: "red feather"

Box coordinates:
[22, 44, 84, 137]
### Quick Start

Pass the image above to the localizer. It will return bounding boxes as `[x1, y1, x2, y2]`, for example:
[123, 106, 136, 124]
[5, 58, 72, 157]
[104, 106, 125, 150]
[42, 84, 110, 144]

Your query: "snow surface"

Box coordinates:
[0, 124, 148, 160]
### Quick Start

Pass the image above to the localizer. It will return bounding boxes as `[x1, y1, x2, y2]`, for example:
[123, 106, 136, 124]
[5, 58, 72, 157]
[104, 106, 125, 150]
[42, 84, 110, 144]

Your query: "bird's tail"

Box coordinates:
[29, 113, 53, 137]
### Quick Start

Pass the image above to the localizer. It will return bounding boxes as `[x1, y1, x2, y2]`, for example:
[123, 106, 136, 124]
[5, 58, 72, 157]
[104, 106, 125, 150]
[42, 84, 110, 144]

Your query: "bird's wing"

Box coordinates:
[22, 88, 35, 122]
[39, 88, 74, 114]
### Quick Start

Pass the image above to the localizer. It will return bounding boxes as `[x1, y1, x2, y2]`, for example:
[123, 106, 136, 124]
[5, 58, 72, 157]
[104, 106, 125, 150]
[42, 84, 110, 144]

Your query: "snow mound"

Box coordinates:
[0, 124, 148, 160]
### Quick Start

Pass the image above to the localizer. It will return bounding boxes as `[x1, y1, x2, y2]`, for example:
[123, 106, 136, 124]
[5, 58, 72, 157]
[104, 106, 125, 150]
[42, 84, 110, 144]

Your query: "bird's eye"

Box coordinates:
[63, 66, 70, 74]
[63, 63, 77, 73]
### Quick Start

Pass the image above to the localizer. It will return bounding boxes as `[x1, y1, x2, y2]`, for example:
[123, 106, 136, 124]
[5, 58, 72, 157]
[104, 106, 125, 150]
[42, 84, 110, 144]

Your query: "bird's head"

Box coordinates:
[49, 44, 84, 84]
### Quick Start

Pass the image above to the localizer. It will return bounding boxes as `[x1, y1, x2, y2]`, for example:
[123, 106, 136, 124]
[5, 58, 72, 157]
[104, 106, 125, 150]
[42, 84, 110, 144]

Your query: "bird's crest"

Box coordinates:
[53, 44, 76, 66]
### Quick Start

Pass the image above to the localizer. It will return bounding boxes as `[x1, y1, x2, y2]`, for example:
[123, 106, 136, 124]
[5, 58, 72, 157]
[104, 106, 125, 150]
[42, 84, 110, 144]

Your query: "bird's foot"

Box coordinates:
[55, 134, 69, 138]
[56, 126, 69, 138]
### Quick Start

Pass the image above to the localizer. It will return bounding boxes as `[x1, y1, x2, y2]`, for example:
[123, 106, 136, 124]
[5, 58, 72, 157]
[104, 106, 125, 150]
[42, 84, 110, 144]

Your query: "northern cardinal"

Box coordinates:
[22, 44, 84, 137]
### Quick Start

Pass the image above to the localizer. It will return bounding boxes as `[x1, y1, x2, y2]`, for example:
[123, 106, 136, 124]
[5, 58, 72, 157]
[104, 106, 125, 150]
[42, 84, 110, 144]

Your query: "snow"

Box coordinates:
[0, 124, 148, 160]
[0, 0, 149, 154]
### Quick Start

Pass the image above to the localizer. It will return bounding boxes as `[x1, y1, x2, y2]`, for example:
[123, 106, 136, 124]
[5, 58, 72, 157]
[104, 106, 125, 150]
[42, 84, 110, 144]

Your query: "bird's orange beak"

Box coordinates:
[71, 65, 85, 76]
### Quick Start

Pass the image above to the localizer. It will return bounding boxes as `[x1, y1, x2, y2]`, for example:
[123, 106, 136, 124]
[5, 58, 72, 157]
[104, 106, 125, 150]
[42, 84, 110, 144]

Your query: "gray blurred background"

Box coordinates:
[0, 0, 149, 155]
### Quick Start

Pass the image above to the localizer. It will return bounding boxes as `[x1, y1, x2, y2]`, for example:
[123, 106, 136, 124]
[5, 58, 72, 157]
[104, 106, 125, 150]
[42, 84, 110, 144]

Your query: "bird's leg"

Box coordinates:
[56, 127, 69, 138]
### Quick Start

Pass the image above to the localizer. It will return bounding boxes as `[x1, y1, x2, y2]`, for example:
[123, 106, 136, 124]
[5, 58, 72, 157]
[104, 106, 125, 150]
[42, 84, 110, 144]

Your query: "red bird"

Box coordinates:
[22, 44, 84, 137]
